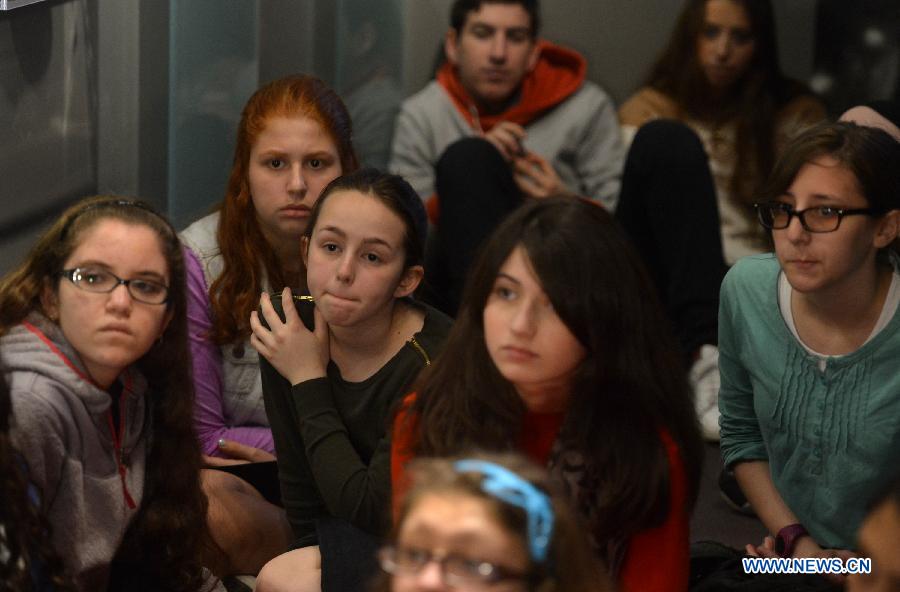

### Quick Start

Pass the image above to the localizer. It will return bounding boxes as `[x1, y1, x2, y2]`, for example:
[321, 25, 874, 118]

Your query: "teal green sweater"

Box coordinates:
[719, 254, 900, 549]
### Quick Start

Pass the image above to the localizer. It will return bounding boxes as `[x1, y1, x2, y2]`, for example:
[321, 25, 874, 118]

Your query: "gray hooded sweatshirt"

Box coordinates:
[2, 313, 148, 591]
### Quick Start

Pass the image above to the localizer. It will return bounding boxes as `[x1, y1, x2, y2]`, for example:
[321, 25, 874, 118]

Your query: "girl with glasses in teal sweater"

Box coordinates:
[719, 121, 900, 568]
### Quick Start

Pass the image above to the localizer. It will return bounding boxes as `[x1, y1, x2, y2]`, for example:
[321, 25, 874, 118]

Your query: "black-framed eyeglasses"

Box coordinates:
[754, 202, 881, 233]
[59, 268, 169, 305]
[378, 545, 531, 588]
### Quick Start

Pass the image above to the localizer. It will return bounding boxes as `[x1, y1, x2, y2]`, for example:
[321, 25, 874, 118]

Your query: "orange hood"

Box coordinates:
[437, 40, 587, 132]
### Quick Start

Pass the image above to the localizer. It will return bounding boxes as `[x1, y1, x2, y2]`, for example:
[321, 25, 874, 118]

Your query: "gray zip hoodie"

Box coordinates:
[2, 313, 148, 591]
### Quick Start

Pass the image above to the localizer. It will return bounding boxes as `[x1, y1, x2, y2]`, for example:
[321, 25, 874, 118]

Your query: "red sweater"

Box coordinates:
[391, 394, 690, 592]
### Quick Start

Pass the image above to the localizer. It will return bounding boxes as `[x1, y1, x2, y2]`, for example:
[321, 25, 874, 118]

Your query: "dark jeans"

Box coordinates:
[317, 516, 380, 592]
[431, 123, 725, 363]
[616, 119, 727, 360]
[428, 136, 523, 315]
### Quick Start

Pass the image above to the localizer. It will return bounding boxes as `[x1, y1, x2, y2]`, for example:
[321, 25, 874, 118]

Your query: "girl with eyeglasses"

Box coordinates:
[392, 197, 703, 592]
[0, 197, 216, 591]
[719, 122, 900, 567]
[374, 454, 608, 592]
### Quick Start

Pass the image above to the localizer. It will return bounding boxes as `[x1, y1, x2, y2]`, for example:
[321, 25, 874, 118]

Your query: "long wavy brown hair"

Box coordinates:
[406, 198, 703, 574]
[0, 196, 215, 591]
[0, 366, 75, 591]
[646, 0, 816, 206]
[210, 74, 359, 345]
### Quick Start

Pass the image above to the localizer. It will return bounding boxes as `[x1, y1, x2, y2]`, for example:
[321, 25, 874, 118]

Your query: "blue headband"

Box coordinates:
[453, 459, 555, 564]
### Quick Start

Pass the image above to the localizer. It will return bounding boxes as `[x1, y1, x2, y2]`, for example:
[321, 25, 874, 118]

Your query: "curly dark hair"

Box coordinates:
[0, 196, 216, 591]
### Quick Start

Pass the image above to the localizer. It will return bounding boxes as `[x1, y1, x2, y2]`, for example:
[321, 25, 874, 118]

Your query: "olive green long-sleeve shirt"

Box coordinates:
[260, 301, 451, 547]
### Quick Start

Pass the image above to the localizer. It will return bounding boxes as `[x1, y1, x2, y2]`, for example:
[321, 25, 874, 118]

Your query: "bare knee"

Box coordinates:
[202, 468, 263, 498]
[256, 547, 322, 592]
[202, 470, 291, 576]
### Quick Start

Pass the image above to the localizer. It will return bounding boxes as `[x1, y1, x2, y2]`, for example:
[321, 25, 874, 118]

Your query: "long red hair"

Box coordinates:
[210, 75, 359, 345]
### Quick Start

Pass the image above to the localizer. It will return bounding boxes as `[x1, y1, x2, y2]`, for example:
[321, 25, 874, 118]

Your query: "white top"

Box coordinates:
[778, 260, 900, 370]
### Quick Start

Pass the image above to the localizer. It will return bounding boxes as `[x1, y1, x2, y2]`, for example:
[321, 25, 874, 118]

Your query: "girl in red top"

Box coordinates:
[392, 197, 703, 592]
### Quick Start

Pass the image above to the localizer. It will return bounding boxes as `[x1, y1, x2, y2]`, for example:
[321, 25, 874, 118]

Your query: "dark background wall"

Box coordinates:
[1, 0, 893, 274]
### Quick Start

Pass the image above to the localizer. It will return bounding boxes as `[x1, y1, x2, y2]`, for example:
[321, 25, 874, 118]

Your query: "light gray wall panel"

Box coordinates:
[0, 0, 96, 274]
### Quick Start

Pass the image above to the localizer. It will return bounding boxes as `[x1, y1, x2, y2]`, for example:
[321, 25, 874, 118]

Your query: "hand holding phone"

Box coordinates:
[250, 288, 329, 385]
[258, 292, 315, 332]
[483, 121, 527, 162]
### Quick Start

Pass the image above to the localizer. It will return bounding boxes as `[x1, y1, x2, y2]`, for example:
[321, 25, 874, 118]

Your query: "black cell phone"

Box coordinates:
[259, 292, 315, 332]
[514, 135, 527, 157]
[213, 460, 281, 506]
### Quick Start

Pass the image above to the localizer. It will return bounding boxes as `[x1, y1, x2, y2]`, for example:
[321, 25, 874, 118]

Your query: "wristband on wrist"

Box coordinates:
[775, 523, 809, 558]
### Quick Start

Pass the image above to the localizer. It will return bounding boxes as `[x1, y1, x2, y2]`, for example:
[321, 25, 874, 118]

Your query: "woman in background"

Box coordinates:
[616, 0, 826, 439]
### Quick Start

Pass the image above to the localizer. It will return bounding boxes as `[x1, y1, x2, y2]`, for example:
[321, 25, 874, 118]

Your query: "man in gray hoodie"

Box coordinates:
[389, 0, 624, 313]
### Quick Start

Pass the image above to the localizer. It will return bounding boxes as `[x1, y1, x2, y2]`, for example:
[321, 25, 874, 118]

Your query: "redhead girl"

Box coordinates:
[392, 197, 703, 592]
[0, 197, 213, 591]
[180, 75, 358, 573]
[719, 122, 900, 561]
[373, 453, 609, 592]
[250, 169, 452, 591]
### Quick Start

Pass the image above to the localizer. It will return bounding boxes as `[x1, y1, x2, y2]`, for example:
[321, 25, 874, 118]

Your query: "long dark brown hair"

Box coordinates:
[0, 196, 215, 591]
[0, 366, 74, 591]
[407, 198, 703, 569]
[646, 0, 815, 206]
[210, 74, 359, 345]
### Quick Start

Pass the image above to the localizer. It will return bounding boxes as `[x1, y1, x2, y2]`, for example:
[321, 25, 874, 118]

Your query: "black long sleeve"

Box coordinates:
[259, 301, 451, 545]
